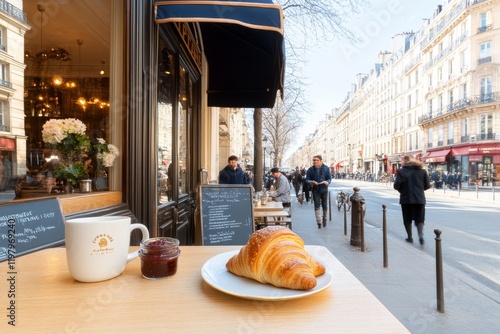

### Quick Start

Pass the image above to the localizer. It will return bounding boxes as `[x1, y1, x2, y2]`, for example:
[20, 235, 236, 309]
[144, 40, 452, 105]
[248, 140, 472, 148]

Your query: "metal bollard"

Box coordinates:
[476, 183, 479, 199]
[360, 199, 365, 252]
[350, 187, 365, 247]
[435, 229, 445, 313]
[343, 199, 347, 236]
[382, 204, 388, 268]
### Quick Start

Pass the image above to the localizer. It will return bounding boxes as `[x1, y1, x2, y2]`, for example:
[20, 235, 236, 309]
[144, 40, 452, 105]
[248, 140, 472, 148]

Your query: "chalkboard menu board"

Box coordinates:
[0, 198, 65, 262]
[200, 185, 254, 245]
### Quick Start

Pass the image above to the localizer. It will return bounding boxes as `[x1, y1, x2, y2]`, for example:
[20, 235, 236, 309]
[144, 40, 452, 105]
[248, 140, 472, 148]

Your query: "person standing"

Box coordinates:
[268, 167, 291, 203]
[301, 168, 311, 202]
[394, 155, 431, 245]
[219, 155, 246, 184]
[306, 155, 332, 228]
[292, 168, 303, 203]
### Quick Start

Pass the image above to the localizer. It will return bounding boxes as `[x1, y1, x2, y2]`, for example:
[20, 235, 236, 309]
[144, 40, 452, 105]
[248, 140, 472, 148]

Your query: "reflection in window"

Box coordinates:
[178, 66, 190, 196]
[157, 43, 174, 204]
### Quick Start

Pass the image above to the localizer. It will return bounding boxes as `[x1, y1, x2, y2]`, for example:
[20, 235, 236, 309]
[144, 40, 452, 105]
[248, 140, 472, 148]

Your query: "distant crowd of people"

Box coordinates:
[430, 171, 463, 189]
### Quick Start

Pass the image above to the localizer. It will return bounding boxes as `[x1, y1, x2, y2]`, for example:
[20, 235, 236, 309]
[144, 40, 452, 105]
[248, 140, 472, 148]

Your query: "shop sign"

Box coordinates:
[468, 144, 500, 154]
[173, 22, 202, 73]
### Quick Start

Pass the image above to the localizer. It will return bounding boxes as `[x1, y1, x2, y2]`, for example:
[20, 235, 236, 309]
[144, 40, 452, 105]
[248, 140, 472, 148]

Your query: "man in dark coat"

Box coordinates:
[305, 155, 332, 228]
[219, 155, 246, 184]
[394, 155, 431, 245]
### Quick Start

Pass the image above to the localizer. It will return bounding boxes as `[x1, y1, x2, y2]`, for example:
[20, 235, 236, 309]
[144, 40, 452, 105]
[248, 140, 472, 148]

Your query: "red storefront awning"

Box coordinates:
[0, 137, 15, 151]
[450, 146, 469, 155]
[334, 161, 343, 168]
[422, 149, 451, 163]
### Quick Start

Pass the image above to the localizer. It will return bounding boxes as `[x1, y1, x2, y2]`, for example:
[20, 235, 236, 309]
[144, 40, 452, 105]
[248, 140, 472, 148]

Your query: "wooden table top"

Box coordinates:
[9, 246, 409, 333]
[254, 210, 290, 218]
[254, 201, 283, 211]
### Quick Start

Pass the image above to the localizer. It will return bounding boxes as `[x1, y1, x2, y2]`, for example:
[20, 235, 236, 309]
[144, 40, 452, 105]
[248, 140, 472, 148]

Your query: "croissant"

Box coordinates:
[226, 226, 326, 290]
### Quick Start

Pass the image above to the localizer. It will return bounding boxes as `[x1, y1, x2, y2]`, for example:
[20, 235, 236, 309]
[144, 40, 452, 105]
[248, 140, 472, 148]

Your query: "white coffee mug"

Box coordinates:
[65, 216, 149, 282]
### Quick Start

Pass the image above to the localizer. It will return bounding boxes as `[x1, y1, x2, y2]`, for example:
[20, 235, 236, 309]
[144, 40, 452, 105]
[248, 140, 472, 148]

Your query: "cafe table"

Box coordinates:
[254, 210, 292, 229]
[9, 246, 409, 333]
[254, 201, 283, 211]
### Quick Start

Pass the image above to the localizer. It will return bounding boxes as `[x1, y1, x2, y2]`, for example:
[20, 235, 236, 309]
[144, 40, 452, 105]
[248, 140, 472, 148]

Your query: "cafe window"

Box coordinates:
[156, 38, 194, 204]
[157, 44, 174, 204]
[178, 64, 191, 197]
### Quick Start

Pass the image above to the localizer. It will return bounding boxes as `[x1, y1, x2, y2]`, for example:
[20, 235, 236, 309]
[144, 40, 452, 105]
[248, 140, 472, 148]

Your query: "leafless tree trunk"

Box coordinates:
[253, 108, 263, 192]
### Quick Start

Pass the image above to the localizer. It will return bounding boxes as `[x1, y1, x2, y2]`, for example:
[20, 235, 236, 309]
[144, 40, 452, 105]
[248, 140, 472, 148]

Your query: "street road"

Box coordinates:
[330, 180, 500, 295]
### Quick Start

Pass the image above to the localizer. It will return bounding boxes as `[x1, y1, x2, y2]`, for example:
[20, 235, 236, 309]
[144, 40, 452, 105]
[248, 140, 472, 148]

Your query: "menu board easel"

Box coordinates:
[199, 184, 254, 245]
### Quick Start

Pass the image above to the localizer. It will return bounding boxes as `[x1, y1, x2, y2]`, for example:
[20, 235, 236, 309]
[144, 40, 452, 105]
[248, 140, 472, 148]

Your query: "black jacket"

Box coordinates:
[394, 163, 431, 205]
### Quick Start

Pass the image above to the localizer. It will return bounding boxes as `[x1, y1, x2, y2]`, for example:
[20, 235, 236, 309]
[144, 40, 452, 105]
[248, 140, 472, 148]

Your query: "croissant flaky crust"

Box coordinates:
[226, 226, 326, 290]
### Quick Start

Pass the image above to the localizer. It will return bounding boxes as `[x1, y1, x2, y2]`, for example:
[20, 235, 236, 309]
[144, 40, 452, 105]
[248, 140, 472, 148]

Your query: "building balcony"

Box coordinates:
[478, 56, 492, 65]
[0, 79, 12, 89]
[477, 24, 492, 34]
[419, 91, 500, 124]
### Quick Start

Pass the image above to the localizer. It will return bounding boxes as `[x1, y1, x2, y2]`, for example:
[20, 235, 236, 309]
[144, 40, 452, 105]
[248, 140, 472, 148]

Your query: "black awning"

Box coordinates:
[154, 0, 285, 108]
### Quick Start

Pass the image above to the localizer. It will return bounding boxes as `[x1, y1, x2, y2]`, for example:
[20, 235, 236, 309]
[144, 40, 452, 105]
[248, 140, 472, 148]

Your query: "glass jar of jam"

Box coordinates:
[139, 237, 180, 279]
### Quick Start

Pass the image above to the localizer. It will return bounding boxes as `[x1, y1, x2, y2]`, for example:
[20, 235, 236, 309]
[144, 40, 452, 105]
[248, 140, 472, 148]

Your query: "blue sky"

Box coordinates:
[296, 0, 442, 142]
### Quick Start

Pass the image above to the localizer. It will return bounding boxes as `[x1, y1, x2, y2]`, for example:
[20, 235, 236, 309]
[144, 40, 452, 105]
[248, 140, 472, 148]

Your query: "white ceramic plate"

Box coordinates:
[201, 248, 333, 301]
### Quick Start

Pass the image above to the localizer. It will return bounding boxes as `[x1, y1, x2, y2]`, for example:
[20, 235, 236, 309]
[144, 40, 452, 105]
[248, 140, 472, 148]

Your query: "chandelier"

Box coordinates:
[24, 4, 109, 117]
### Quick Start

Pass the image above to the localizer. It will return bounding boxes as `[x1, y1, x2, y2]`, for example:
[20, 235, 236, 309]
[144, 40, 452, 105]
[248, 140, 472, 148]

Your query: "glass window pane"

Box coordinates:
[178, 66, 189, 196]
[157, 43, 174, 204]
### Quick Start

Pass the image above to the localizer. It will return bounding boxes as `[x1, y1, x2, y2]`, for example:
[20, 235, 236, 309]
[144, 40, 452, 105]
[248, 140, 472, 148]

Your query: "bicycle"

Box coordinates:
[336, 190, 351, 211]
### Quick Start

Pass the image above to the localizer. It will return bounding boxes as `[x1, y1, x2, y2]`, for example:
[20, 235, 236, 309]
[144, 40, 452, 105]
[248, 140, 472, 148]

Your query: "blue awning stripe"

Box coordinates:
[154, 0, 284, 34]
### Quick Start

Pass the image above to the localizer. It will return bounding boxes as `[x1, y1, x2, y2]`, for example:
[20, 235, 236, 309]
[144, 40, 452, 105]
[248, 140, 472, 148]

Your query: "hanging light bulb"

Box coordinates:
[76, 39, 86, 109]
[100, 61, 105, 75]
[52, 75, 63, 86]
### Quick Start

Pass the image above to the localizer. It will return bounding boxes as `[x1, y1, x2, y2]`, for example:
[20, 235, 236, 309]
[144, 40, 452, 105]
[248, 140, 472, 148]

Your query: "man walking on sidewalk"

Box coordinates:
[306, 155, 332, 228]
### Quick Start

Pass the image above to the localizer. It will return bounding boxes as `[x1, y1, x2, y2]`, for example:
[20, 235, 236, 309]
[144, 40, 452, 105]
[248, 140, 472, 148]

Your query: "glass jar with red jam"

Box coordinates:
[139, 237, 180, 279]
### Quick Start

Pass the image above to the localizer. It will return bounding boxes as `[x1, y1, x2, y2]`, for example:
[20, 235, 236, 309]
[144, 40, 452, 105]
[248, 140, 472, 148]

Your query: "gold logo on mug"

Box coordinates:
[91, 234, 115, 255]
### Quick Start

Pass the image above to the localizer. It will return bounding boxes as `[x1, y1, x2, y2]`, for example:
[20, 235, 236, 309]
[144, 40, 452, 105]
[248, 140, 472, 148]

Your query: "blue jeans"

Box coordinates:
[313, 191, 328, 211]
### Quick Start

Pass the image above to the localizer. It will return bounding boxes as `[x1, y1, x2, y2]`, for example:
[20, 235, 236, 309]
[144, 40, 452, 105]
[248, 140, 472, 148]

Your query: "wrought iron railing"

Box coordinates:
[478, 56, 492, 65]
[0, 124, 9, 132]
[0, 0, 26, 24]
[0, 79, 12, 88]
[419, 91, 500, 123]
[477, 24, 492, 34]
[478, 132, 495, 140]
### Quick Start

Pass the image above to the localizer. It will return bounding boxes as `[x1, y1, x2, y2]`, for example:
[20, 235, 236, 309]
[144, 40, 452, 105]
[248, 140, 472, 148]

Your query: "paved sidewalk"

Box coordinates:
[290, 183, 500, 334]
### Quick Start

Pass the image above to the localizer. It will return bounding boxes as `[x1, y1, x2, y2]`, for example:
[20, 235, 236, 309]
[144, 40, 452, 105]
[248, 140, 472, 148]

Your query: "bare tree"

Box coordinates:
[253, 0, 368, 188]
[263, 82, 306, 167]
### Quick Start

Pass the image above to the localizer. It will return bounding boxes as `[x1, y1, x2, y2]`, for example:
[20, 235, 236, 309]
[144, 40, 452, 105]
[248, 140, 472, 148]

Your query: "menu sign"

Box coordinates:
[200, 185, 254, 245]
[0, 198, 65, 262]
